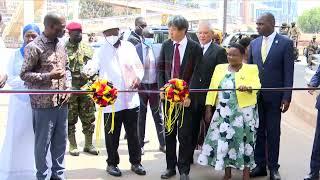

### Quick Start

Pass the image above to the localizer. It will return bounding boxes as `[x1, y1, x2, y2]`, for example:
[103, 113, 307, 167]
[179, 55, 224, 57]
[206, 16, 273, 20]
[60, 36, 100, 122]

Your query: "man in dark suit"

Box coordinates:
[135, 28, 166, 155]
[157, 15, 202, 180]
[304, 68, 320, 180]
[248, 13, 294, 180]
[190, 21, 227, 162]
[128, 17, 147, 46]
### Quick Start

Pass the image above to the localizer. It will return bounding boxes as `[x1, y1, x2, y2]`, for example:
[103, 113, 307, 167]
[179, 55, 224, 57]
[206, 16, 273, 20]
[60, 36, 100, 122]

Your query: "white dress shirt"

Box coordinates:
[141, 43, 156, 84]
[173, 36, 188, 65]
[171, 36, 188, 78]
[262, 31, 277, 57]
[85, 40, 144, 113]
[201, 40, 212, 55]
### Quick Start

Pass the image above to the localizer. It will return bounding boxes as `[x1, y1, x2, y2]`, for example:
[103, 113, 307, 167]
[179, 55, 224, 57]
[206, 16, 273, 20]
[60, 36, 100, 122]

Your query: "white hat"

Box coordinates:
[102, 20, 119, 32]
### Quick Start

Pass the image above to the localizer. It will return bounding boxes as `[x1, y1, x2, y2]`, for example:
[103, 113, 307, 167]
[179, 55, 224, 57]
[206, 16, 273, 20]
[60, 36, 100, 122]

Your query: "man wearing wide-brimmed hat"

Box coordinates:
[83, 21, 146, 177]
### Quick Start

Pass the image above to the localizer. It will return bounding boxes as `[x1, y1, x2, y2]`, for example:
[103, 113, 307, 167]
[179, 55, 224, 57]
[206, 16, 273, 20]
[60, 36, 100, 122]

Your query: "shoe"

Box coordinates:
[304, 172, 320, 180]
[270, 170, 281, 180]
[180, 174, 190, 180]
[250, 166, 267, 177]
[141, 147, 145, 155]
[159, 146, 166, 153]
[106, 165, 122, 177]
[161, 169, 176, 179]
[50, 177, 62, 180]
[68, 134, 79, 156]
[131, 164, 146, 175]
[84, 134, 99, 155]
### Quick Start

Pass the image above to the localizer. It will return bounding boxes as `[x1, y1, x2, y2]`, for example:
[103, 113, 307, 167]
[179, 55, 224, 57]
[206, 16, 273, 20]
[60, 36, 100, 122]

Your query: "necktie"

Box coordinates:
[173, 43, 180, 78]
[143, 46, 150, 82]
[201, 45, 205, 55]
[261, 37, 268, 63]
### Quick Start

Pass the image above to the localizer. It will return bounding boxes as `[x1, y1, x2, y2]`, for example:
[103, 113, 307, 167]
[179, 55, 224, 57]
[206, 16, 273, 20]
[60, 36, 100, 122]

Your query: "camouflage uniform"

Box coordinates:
[289, 26, 301, 47]
[307, 38, 319, 67]
[279, 23, 289, 36]
[66, 41, 96, 136]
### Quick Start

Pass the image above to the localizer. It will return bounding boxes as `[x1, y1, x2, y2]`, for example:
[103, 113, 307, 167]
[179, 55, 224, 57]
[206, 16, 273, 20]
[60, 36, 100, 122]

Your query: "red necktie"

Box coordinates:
[173, 43, 180, 78]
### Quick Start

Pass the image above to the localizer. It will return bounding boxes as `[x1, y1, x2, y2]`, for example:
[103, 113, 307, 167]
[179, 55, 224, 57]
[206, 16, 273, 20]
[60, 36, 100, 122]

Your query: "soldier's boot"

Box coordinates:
[83, 134, 99, 155]
[68, 134, 80, 156]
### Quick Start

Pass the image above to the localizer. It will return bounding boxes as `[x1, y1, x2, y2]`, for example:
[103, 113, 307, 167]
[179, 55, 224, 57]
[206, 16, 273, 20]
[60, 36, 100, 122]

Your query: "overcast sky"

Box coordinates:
[297, 0, 320, 15]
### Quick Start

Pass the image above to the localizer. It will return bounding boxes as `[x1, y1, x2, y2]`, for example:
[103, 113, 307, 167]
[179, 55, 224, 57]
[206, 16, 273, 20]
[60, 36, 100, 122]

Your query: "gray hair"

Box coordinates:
[198, 21, 214, 33]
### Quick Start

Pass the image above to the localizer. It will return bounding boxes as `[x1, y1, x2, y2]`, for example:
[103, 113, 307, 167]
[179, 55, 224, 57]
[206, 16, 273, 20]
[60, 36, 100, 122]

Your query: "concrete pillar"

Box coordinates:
[23, 0, 34, 25]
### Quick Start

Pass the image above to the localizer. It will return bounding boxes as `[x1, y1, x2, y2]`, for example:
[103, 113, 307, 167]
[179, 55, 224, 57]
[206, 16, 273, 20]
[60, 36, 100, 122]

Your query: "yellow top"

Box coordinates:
[205, 63, 261, 108]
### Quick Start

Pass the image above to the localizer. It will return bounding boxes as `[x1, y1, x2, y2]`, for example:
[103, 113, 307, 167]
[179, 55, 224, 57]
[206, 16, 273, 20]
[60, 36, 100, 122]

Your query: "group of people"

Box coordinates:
[0, 11, 319, 180]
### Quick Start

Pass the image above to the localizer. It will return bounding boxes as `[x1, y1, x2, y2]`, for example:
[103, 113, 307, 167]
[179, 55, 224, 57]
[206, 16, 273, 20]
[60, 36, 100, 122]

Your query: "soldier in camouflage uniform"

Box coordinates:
[65, 22, 98, 156]
[288, 22, 301, 47]
[279, 22, 289, 36]
[307, 35, 319, 68]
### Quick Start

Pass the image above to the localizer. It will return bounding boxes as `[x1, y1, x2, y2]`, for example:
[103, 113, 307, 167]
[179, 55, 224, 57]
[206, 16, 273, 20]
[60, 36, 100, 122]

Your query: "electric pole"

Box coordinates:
[223, 0, 227, 33]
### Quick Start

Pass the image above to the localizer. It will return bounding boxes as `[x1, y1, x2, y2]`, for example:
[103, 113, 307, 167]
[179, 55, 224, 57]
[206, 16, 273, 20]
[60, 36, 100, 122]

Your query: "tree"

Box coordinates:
[298, 7, 320, 33]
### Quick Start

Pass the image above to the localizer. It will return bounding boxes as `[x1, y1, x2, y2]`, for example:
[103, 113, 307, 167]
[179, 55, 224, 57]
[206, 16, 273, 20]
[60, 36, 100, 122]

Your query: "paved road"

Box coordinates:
[0, 58, 317, 180]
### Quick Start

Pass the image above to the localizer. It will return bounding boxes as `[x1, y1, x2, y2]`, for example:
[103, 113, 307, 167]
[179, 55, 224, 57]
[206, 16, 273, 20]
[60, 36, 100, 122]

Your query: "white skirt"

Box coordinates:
[0, 94, 36, 180]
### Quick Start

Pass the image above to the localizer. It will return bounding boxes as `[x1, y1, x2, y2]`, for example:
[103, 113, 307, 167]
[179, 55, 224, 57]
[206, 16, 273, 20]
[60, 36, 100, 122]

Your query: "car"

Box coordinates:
[151, 26, 199, 44]
[221, 32, 260, 48]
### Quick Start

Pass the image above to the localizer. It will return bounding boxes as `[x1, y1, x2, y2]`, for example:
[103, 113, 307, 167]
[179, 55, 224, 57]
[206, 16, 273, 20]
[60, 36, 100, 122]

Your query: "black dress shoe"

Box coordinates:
[304, 172, 320, 180]
[161, 169, 176, 179]
[270, 170, 281, 180]
[50, 178, 62, 180]
[107, 165, 122, 177]
[180, 173, 190, 180]
[250, 166, 267, 177]
[131, 164, 146, 175]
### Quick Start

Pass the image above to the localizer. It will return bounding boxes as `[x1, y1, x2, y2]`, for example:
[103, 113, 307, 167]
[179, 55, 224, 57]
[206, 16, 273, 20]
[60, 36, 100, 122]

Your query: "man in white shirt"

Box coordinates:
[248, 13, 294, 180]
[157, 15, 202, 180]
[83, 23, 146, 177]
[192, 21, 227, 162]
[135, 28, 165, 155]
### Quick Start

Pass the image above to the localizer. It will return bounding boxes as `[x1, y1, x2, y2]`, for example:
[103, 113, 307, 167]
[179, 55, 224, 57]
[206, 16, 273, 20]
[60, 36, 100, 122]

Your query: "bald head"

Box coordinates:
[44, 13, 65, 27]
[134, 17, 147, 36]
[256, 12, 275, 36]
[197, 21, 214, 45]
[43, 13, 66, 39]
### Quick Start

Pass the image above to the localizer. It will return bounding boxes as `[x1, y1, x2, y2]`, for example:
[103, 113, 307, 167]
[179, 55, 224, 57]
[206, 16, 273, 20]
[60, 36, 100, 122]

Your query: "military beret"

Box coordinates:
[66, 22, 82, 31]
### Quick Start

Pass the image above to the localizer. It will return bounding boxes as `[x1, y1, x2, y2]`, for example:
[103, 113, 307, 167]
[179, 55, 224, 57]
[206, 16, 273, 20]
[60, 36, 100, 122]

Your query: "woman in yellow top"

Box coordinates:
[197, 43, 261, 180]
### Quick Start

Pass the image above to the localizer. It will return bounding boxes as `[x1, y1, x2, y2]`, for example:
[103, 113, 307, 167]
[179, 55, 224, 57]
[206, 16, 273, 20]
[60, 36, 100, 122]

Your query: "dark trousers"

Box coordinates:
[310, 110, 320, 172]
[32, 105, 68, 180]
[254, 96, 282, 170]
[138, 83, 165, 147]
[164, 103, 193, 174]
[190, 105, 204, 158]
[104, 107, 141, 166]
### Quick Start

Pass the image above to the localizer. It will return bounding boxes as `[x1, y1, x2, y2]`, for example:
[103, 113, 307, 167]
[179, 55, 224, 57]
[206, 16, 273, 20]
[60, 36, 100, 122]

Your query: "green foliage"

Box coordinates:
[79, 0, 114, 19]
[298, 7, 320, 33]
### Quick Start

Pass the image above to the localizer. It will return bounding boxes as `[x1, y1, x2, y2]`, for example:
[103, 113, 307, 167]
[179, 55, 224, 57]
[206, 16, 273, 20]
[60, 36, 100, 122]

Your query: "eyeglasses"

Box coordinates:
[138, 25, 147, 29]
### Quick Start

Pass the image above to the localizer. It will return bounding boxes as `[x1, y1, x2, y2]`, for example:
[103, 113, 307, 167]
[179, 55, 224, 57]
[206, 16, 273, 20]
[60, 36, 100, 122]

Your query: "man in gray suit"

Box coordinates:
[135, 28, 165, 155]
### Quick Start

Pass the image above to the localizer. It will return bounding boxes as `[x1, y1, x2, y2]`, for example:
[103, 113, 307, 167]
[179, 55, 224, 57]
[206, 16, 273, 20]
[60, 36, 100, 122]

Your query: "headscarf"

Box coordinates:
[20, 24, 41, 57]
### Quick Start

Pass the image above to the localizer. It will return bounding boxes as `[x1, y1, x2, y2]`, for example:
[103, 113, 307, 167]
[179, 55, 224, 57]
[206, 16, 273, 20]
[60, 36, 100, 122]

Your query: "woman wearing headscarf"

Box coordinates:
[197, 43, 260, 180]
[0, 24, 40, 180]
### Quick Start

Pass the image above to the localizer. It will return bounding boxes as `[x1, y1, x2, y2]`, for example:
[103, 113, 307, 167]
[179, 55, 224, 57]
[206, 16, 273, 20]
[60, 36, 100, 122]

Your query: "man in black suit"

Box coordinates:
[190, 21, 227, 162]
[157, 15, 202, 180]
[135, 28, 166, 155]
[128, 17, 147, 46]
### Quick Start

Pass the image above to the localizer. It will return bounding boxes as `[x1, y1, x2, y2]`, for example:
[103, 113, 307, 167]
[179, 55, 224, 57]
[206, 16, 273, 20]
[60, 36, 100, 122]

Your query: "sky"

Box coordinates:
[297, 0, 320, 15]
